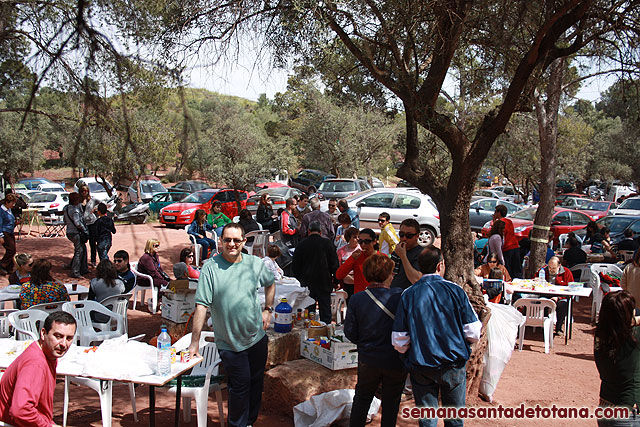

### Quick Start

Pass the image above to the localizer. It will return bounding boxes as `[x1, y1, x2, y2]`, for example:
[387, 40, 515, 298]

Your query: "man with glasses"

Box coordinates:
[112, 250, 135, 293]
[325, 198, 339, 225]
[292, 221, 339, 323]
[391, 219, 423, 290]
[189, 223, 275, 427]
[377, 212, 400, 256]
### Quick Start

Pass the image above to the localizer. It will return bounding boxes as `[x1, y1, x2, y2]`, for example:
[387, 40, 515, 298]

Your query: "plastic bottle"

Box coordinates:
[538, 267, 546, 283]
[274, 298, 293, 333]
[157, 326, 171, 376]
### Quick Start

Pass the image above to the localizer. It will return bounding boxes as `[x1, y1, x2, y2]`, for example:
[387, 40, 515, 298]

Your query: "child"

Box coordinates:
[207, 201, 232, 237]
[94, 203, 116, 261]
[334, 213, 352, 250]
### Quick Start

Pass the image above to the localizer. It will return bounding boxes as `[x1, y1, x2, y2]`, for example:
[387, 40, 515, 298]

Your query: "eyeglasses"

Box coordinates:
[488, 260, 497, 264]
[399, 232, 418, 239]
[328, 204, 336, 208]
[358, 238, 374, 245]
[27, 263, 34, 267]
[378, 219, 386, 223]
[186, 254, 194, 258]
[113, 259, 124, 264]
[153, 244, 160, 248]
[223, 238, 245, 244]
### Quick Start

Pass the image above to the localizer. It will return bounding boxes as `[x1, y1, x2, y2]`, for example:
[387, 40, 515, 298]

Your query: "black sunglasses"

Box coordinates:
[399, 232, 417, 238]
[223, 238, 245, 244]
[113, 259, 124, 263]
[358, 238, 374, 245]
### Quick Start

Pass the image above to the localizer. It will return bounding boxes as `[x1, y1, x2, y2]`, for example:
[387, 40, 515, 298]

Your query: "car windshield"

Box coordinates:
[598, 216, 636, 233]
[257, 187, 290, 197]
[141, 182, 165, 193]
[618, 198, 640, 210]
[510, 208, 537, 220]
[30, 193, 56, 203]
[584, 201, 610, 211]
[87, 182, 109, 193]
[39, 187, 61, 192]
[318, 181, 357, 192]
[181, 191, 216, 204]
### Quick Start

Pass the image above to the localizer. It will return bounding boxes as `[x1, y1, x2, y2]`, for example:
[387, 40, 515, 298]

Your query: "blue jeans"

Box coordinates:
[214, 226, 225, 237]
[195, 237, 216, 259]
[410, 365, 466, 427]
[96, 236, 112, 261]
[218, 335, 268, 427]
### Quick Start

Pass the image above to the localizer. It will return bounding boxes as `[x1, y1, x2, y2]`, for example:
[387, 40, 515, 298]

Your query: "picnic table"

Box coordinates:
[0, 283, 89, 309]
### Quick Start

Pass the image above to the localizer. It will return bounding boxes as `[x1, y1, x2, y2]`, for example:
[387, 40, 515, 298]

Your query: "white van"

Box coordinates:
[607, 185, 636, 202]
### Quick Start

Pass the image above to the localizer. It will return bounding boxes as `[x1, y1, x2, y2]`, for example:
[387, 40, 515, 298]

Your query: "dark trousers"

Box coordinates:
[307, 289, 332, 324]
[503, 248, 522, 279]
[218, 335, 268, 427]
[195, 237, 216, 260]
[88, 222, 98, 264]
[67, 233, 88, 277]
[411, 365, 466, 427]
[555, 298, 568, 333]
[96, 235, 112, 261]
[350, 361, 406, 427]
[0, 232, 16, 272]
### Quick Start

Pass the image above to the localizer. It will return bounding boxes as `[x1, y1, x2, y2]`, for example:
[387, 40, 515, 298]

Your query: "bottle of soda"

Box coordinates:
[157, 326, 171, 376]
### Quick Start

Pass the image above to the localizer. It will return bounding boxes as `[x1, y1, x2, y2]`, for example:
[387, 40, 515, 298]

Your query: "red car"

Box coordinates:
[159, 188, 248, 227]
[481, 207, 593, 243]
[578, 200, 618, 220]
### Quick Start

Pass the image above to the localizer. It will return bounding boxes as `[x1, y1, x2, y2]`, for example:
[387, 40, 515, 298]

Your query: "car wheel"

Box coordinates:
[418, 227, 436, 247]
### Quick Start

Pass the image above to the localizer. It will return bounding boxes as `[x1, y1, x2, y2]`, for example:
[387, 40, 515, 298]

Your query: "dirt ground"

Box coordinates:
[1, 223, 600, 426]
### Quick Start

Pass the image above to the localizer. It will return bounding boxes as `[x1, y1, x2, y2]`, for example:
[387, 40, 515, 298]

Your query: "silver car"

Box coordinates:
[317, 178, 371, 200]
[323, 188, 440, 246]
[469, 198, 520, 232]
[128, 179, 167, 202]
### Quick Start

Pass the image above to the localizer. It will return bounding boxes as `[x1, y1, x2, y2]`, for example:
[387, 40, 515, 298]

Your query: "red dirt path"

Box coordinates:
[1, 223, 600, 426]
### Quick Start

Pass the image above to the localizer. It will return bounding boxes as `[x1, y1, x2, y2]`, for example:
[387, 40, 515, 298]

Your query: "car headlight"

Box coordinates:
[181, 209, 195, 215]
[514, 226, 528, 233]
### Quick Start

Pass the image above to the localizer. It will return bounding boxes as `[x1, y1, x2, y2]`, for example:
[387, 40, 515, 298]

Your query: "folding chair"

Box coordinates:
[40, 212, 66, 238]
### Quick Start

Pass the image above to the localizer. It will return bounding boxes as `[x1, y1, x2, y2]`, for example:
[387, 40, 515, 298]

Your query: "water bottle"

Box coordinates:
[274, 298, 293, 333]
[538, 267, 546, 283]
[157, 326, 171, 376]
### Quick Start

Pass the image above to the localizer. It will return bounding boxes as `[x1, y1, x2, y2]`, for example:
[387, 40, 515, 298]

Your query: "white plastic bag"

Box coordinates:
[479, 302, 525, 401]
[293, 389, 380, 427]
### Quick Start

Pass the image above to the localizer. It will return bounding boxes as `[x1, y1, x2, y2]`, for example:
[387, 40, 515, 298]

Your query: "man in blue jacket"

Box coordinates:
[392, 246, 481, 427]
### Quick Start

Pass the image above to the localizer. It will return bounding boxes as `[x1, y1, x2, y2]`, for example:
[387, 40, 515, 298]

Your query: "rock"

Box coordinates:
[262, 359, 357, 417]
[266, 327, 304, 369]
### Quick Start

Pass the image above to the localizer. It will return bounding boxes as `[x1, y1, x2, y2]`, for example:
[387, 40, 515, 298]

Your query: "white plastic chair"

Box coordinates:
[8, 309, 49, 341]
[331, 291, 347, 324]
[99, 293, 133, 333]
[558, 233, 570, 248]
[513, 298, 556, 354]
[618, 250, 635, 262]
[569, 263, 590, 283]
[27, 301, 65, 314]
[161, 332, 226, 427]
[0, 309, 18, 338]
[130, 261, 158, 314]
[245, 230, 270, 258]
[62, 301, 125, 346]
[185, 225, 203, 266]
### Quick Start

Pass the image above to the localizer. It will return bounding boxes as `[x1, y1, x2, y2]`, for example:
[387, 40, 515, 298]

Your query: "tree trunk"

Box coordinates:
[527, 58, 565, 278]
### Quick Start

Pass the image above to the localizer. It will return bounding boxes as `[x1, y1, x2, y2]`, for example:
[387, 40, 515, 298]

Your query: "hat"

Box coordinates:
[309, 221, 322, 233]
[173, 262, 188, 280]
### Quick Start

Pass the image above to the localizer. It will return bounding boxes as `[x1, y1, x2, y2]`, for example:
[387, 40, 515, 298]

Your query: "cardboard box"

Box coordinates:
[300, 335, 358, 370]
[163, 290, 196, 305]
[161, 297, 194, 323]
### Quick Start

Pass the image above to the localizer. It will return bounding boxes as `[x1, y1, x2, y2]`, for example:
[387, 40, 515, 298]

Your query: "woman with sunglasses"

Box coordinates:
[8, 253, 33, 286]
[474, 252, 511, 281]
[336, 227, 361, 298]
[179, 248, 200, 279]
[256, 193, 279, 232]
[336, 229, 380, 294]
[137, 239, 169, 289]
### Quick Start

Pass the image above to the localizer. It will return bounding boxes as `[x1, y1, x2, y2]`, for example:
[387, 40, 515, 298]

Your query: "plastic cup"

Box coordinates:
[71, 283, 78, 291]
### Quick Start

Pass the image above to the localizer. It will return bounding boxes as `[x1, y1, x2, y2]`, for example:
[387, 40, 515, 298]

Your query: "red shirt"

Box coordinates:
[0, 342, 57, 427]
[336, 251, 379, 294]
[499, 217, 519, 251]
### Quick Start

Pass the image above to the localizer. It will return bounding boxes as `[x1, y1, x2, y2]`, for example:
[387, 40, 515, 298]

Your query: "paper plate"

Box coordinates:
[6, 285, 21, 293]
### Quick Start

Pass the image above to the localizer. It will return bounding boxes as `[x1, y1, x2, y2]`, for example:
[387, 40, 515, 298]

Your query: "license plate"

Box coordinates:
[165, 216, 176, 221]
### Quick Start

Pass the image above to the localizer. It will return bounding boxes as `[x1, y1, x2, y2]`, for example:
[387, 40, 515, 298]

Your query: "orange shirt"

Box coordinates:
[336, 251, 379, 294]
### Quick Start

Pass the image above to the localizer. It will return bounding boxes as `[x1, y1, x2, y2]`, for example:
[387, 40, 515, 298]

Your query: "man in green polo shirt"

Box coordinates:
[188, 223, 275, 427]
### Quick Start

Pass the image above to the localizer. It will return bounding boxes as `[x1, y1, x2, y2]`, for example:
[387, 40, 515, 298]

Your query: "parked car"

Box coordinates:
[597, 215, 640, 247]
[36, 183, 66, 193]
[317, 178, 371, 200]
[246, 186, 304, 214]
[612, 196, 640, 216]
[4, 183, 29, 198]
[148, 191, 189, 214]
[608, 184, 636, 202]
[558, 196, 592, 209]
[74, 177, 114, 202]
[554, 193, 584, 206]
[28, 192, 69, 215]
[128, 178, 167, 203]
[159, 188, 248, 227]
[473, 189, 510, 201]
[370, 177, 385, 188]
[490, 186, 525, 203]
[469, 198, 520, 232]
[578, 200, 618, 220]
[18, 177, 53, 191]
[289, 169, 336, 193]
[481, 207, 592, 243]
[168, 180, 212, 194]
[321, 188, 440, 246]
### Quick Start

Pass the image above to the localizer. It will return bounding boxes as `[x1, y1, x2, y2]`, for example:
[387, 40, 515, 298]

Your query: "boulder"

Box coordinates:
[262, 358, 357, 417]
[266, 327, 304, 369]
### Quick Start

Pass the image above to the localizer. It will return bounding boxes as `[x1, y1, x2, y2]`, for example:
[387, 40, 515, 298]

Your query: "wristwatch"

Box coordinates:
[264, 306, 274, 313]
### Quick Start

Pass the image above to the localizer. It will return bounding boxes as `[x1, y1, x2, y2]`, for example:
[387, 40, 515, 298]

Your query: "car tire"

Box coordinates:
[418, 227, 436, 247]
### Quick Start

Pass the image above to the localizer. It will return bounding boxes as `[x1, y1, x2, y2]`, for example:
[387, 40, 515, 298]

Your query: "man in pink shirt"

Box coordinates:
[0, 311, 77, 427]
